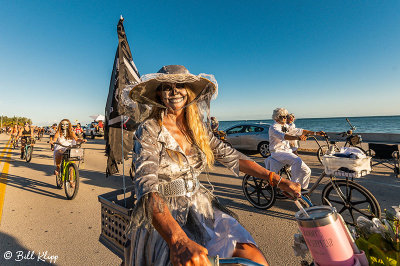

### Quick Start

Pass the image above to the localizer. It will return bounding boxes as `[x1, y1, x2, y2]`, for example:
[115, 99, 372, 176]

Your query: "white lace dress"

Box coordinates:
[53, 136, 76, 164]
[125, 119, 257, 266]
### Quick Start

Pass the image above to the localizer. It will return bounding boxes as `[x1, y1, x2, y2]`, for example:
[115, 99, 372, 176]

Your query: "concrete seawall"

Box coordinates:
[298, 132, 400, 152]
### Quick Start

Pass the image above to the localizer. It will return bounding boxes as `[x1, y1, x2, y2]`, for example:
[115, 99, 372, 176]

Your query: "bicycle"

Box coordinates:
[20, 137, 35, 162]
[11, 135, 19, 149]
[54, 142, 84, 200]
[242, 157, 380, 226]
[313, 118, 367, 164]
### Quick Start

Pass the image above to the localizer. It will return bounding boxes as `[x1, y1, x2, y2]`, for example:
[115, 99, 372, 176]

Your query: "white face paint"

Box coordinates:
[61, 122, 69, 136]
[159, 83, 188, 111]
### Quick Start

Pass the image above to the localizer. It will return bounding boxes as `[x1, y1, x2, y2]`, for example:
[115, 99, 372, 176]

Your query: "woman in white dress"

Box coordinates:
[125, 65, 301, 266]
[50, 119, 86, 175]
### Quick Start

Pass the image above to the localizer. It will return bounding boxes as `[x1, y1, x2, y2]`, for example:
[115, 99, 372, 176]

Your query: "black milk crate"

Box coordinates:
[98, 186, 136, 259]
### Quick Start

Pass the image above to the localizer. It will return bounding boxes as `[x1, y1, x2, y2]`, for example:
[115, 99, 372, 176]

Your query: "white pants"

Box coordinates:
[269, 152, 311, 189]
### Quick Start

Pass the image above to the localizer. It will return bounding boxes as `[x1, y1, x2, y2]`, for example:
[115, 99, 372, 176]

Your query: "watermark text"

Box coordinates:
[3, 250, 58, 263]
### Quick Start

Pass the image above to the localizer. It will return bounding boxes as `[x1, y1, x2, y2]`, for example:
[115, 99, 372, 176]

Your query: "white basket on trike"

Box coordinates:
[322, 155, 371, 178]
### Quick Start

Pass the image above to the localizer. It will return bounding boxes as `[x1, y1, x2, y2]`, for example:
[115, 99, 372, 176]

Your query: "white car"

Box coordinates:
[84, 123, 104, 139]
[224, 122, 271, 157]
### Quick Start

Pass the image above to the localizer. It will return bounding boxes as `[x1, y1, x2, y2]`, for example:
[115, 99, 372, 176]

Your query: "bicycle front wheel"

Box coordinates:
[64, 163, 80, 200]
[321, 180, 381, 225]
[25, 146, 33, 162]
[242, 174, 276, 209]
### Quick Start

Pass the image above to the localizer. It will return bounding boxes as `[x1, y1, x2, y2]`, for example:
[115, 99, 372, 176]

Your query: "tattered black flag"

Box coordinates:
[105, 17, 145, 177]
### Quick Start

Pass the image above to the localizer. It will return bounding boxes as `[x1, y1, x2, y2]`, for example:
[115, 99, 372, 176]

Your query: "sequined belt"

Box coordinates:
[158, 178, 200, 197]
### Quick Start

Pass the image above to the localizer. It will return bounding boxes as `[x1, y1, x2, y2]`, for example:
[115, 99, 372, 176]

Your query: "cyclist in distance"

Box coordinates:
[49, 119, 86, 176]
[11, 124, 19, 145]
[17, 123, 34, 159]
[48, 123, 57, 150]
[287, 113, 299, 155]
[74, 123, 84, 139]
[269, 108, 325, 189]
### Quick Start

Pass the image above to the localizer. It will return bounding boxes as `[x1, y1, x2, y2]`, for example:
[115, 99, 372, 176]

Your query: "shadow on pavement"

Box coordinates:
[1, 174, 64, 199]
[5, 145, 131, 195]
[0, 231, 53, 265]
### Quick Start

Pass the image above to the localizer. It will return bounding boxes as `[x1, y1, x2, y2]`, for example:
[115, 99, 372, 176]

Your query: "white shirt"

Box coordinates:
[269, 122, 304, 153]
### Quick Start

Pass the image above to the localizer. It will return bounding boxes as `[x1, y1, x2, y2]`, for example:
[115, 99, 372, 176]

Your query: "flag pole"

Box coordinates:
[121, 115, 126, 207]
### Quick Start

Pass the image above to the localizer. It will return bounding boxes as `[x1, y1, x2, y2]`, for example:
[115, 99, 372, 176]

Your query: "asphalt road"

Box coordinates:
[0, 133, 399, 266]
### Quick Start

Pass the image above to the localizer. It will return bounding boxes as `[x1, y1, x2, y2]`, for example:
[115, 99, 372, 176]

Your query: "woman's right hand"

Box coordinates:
[279, 179, 301, 199]
[169, 236, 211, 266]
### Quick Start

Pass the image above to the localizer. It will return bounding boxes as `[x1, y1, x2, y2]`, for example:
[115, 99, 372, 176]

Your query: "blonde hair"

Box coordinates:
[149, 86, 215, 168]
[57, 119, 74, 140]
[185, 89, 214, 168]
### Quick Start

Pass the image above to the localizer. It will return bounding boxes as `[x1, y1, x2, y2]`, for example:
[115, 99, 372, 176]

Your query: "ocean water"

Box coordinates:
[218, 115, 400, 134]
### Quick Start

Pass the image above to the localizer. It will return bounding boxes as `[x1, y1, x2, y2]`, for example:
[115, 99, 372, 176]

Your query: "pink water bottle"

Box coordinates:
[295, 206, 355, 266]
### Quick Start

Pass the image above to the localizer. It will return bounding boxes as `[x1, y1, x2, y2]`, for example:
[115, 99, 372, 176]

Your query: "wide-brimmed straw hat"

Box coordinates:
[129, 65, 218, 108]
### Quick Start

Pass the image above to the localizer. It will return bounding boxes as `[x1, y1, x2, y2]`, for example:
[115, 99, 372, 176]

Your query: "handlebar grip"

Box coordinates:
[208, 255, 219, 266]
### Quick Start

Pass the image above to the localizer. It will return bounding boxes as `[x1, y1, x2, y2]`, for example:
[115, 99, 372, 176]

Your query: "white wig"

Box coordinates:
[272, 108, 288, 120]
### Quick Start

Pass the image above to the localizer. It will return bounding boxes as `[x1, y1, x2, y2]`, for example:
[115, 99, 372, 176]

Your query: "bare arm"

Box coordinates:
[50, 132, 59, 144]
[284, 134, 301, 141]
[71, 132, 85, 143]
[239, 159, 301, 198]
[149, 193, 211, 266]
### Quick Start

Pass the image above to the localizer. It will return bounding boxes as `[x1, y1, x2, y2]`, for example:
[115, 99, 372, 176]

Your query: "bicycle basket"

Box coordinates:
[68, 148, 84, 160]
[322, 155, 371, 178]
[98, 186, 136, 259]
[349, 135, 362, 146]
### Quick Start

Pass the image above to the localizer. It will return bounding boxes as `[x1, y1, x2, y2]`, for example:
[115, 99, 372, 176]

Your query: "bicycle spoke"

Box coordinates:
[248, 189, 257, 196]
[338, 205, 347, 214]
[327, 199, 346, 205]
[247, 183, 257, 189]
[347, 186, 353, 202]
[260, 190, 270, 201]
[345, 182, 350, 200]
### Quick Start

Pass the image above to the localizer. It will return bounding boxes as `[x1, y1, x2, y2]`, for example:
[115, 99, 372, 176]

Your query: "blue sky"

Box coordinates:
[1, 1, 399, 126]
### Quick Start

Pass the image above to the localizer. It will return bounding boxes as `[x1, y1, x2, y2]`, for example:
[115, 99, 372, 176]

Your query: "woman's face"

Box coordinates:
[61, 121, 69, 130]
[276, 115, 288, 125]
[159, 83, 188, 111]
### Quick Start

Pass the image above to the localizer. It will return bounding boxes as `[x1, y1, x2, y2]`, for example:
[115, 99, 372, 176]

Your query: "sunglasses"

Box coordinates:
[61, 122, 69, 126]
[278, 116, 288, 119]
[160, 83, 186, 92]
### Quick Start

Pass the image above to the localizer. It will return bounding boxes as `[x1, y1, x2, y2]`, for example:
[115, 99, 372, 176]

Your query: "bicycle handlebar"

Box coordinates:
[208, 256, 263, 266]
[53, 142, 82, 148]
[346, 118, 356, 131]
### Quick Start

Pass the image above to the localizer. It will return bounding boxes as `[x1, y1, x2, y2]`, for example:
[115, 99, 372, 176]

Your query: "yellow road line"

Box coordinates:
[0, 139, 12, 226]
[0, 139, 11, 164]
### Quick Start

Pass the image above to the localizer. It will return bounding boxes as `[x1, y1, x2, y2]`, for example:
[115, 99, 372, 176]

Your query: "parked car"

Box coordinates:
[84, 122, 104, 139]
[224, 122, 271, 157]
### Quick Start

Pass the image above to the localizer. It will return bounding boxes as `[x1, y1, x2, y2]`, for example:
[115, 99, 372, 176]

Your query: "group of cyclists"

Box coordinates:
[8, 120, 86, 175]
